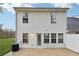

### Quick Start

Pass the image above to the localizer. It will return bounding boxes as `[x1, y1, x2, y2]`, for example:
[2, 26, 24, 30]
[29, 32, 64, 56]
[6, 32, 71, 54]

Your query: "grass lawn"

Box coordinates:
[0, 37, 15, 56]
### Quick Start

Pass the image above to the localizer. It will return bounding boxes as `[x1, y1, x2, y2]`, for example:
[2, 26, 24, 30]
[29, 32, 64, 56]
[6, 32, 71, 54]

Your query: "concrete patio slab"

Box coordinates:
[12, 48, 79, 56]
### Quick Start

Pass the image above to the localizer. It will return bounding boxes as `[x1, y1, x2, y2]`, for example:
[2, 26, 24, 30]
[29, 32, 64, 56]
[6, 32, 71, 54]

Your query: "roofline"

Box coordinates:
[14, 7, 69, 12]
[67, 17, 79, 19]
[14, 7, 69, 9]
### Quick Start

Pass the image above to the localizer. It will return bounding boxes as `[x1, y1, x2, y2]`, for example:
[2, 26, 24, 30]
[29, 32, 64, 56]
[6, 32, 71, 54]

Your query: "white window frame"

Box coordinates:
[44, 33, 49, 44]
[58, 33, 63, 43]
[51, 33, 56, 43]
[23, 33, 28, 43]
[23, 13, 28, 23]
[51, 13, 56, 24]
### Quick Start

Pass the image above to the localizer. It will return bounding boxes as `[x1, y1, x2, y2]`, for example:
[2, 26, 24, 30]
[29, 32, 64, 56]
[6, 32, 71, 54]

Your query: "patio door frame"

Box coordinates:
[37, 33, 42, 48]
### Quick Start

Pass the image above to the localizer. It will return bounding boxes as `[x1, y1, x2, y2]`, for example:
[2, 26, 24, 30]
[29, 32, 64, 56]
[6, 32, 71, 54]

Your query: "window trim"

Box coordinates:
[23, 33, 28, 43]
[58, 33, 63, 43]
[44, 33, 49, 44]
[51, 13, 56, 24]
[23, 13, 28, 23]
[51, 33, 56, 43]
[23, 17, 28, 23]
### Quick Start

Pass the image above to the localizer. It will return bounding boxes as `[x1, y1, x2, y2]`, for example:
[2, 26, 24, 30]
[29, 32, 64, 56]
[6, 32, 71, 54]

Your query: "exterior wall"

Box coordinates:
[16, 11, 67, 48]
[65, 34, 79, 53]
[22, 12, 66, 33]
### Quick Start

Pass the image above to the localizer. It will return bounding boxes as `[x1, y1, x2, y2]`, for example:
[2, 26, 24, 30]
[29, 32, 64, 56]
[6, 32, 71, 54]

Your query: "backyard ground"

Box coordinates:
[0, 37, 15, 56]
[13, 48, 79, 56]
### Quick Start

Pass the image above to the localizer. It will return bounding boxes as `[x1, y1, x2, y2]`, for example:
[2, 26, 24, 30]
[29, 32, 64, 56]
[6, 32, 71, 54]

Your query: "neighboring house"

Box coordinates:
[14, 7, 68, 48]
[67, 17, 79, 34]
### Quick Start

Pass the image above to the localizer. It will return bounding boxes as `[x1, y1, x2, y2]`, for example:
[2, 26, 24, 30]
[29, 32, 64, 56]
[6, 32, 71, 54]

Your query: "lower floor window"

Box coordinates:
[58, 33, 63, 43]
[23, 33, 28, 43]
[23, 39, 28, 43]
[44, 33, 49, 43]
[58, 39, 63, 43]
[22, 33, 63, 44]
[51, 39, 56, 43]
[51, 33, 56, 43]
[44, 39, 49, 43]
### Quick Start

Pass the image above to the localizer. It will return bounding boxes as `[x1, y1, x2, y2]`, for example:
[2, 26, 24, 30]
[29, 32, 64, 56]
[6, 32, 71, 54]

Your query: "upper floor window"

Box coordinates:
[51, 13, 56, 24]
[23, 13, 28, 23]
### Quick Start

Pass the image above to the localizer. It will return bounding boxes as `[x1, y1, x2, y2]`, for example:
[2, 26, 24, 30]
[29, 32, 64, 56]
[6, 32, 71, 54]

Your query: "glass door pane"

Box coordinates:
[37, 34, 41, 45]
